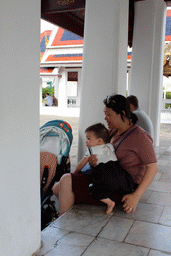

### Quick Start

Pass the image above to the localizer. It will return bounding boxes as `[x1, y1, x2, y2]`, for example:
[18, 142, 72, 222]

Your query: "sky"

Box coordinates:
[40, 19, 58, 33]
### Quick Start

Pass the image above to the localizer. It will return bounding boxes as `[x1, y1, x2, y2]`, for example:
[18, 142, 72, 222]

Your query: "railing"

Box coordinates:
[161, 99, 171, 110]
[161, 99, 171, 123]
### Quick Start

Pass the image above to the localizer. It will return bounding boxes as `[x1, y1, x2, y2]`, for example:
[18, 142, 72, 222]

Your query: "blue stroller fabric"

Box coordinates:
[40, 120, 73, 165]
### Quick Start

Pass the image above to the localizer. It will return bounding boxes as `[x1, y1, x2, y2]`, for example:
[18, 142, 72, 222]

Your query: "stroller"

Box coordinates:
[40, 120, 73, 230]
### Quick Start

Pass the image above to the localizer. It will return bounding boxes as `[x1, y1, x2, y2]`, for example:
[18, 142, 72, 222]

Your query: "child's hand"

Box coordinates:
[88, 155, 98, 167]
[73, 169, 80, 174]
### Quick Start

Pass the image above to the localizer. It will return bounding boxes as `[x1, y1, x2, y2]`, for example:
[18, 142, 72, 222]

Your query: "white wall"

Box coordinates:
[0, 1, 41, 255]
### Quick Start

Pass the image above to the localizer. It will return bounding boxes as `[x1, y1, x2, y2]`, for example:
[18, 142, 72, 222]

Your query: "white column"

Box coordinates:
[78, 0, 129, 160]
[0, 1, 41, 255]
[40, 78, 43, 108]
[53, 68, 59, 99]
[58, 68, 67, 111]
[129, 0, 167, 146]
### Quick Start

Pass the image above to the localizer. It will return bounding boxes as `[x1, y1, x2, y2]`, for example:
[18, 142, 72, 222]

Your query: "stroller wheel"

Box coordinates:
[41, 199, 59, 230]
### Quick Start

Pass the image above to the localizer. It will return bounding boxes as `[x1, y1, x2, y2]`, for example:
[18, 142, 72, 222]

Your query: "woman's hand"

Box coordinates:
[88, 154, 98, 167]
[122, 162, 158, 214]
[121, 192, 140, 214]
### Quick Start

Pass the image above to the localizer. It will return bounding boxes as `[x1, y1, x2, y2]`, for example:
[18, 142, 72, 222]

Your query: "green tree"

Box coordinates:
[42, 87, 54, 98]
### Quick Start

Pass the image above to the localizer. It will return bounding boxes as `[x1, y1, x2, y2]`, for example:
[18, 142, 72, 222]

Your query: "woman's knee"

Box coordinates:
[52, 182, 59, 196]
[60, 173, 72, 188]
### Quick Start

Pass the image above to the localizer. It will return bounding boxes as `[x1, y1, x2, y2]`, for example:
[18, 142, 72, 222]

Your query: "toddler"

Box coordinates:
[74, 123, 117, 215]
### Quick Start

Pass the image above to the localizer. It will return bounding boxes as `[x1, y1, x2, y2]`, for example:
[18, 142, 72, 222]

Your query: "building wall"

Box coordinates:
[40, 67, 81, 117]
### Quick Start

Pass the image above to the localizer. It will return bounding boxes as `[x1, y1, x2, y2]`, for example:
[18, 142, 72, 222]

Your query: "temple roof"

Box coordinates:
[40, 9, 171, 75]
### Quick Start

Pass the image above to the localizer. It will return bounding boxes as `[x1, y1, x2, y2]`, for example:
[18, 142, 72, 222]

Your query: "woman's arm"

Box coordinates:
[74, 157, 89, 173]
[122, 162, 158, 213]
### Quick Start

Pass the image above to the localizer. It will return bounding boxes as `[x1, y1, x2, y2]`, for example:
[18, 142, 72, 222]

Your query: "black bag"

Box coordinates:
[89, 161, 135, 200]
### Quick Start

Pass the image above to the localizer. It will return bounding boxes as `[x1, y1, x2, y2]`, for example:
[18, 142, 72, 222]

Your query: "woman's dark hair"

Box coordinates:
[85, 123, 109, 143]
[103, 94, 138, 124]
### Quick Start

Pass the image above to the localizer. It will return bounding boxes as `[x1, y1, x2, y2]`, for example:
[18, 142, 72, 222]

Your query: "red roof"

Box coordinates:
[51, 27, 83, 46]
[45, 54, 83, 62]
[40, 67, 54, 73]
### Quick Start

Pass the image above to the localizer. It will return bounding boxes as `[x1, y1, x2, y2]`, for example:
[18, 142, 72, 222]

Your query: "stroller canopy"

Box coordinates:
[40, 120, 73, 165]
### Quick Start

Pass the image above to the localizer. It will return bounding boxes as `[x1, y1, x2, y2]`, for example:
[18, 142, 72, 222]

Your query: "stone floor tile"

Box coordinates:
[82, 237, 149, 256]
[165, 146, 171, 152]
[42, 232, 94, 256]
[158, 165, 171, 172]
[154, 172, 162, 181]
[159, 172, 171, 182]
[168, 161, 171, 166]
[50, 208, 111, 236]
[154, 147, 167, 155]
[139, 190, 152, 203]
[157, 159, 170, 166]
[162, 151, 171, 156]
[159, 207, 171, 226]
[149, 249, 171, 256]
[98, 216, 134, 242]
[73, 204, 106, 213]
[148, 180, 171, 192]
[156, 154, 162, 160]
[158, 155, 171, 161]
[37, 227, 70, 255]
[114, 203, 164, 223]
[146, 191, 171, 206]
[125, 221, 171, 253]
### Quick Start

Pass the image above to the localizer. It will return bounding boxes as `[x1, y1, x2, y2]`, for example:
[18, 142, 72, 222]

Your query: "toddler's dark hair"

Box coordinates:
[85, 123, 109, 143]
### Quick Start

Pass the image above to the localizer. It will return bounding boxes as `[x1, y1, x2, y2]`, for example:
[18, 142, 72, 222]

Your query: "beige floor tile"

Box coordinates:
[82, 237, 149, 256]
[125, 221, 171, 253]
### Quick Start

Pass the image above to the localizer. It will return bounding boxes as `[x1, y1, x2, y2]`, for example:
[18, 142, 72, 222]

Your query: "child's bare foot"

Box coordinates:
[106, 201, 115, 215]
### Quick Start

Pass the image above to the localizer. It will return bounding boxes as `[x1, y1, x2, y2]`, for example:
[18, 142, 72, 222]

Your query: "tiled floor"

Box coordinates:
[37, 116, 171, 256]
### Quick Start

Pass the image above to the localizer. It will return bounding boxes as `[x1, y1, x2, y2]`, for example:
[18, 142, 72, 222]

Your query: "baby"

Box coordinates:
[74, 123, 117, 215]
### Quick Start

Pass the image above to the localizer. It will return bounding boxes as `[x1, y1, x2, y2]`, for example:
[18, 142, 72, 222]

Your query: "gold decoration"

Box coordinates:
[163, 43, 171, 77]
[45, 33, 49, 47]
[57, 0, 75, 5]
[164, 43, 171, 66]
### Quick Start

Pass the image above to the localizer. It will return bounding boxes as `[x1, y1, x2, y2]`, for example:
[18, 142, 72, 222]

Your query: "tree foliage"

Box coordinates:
[42, 87, 54, 98]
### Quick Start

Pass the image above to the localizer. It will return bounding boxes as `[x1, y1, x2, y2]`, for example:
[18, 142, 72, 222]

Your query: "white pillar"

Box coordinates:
[58, 67, 67, 112]
[78, 0, 129, 160]
[129, 0, 167, 146]
[40, 78, 43, 108]
[0, 1, 41, 255]
[53, 68, 59, 99]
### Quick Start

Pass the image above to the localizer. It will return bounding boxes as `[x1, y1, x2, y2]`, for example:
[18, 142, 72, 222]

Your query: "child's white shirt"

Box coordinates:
[84, 143, 117, 165]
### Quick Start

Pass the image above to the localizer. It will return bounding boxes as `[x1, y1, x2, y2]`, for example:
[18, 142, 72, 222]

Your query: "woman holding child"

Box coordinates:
[52, 94, 158, 216]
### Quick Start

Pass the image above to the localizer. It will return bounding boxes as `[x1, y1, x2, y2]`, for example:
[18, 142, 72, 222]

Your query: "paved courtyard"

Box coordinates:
[37, 115, 171, 256]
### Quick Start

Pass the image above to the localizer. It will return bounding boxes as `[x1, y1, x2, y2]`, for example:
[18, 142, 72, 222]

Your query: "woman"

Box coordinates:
[52, 94, 158, 215]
